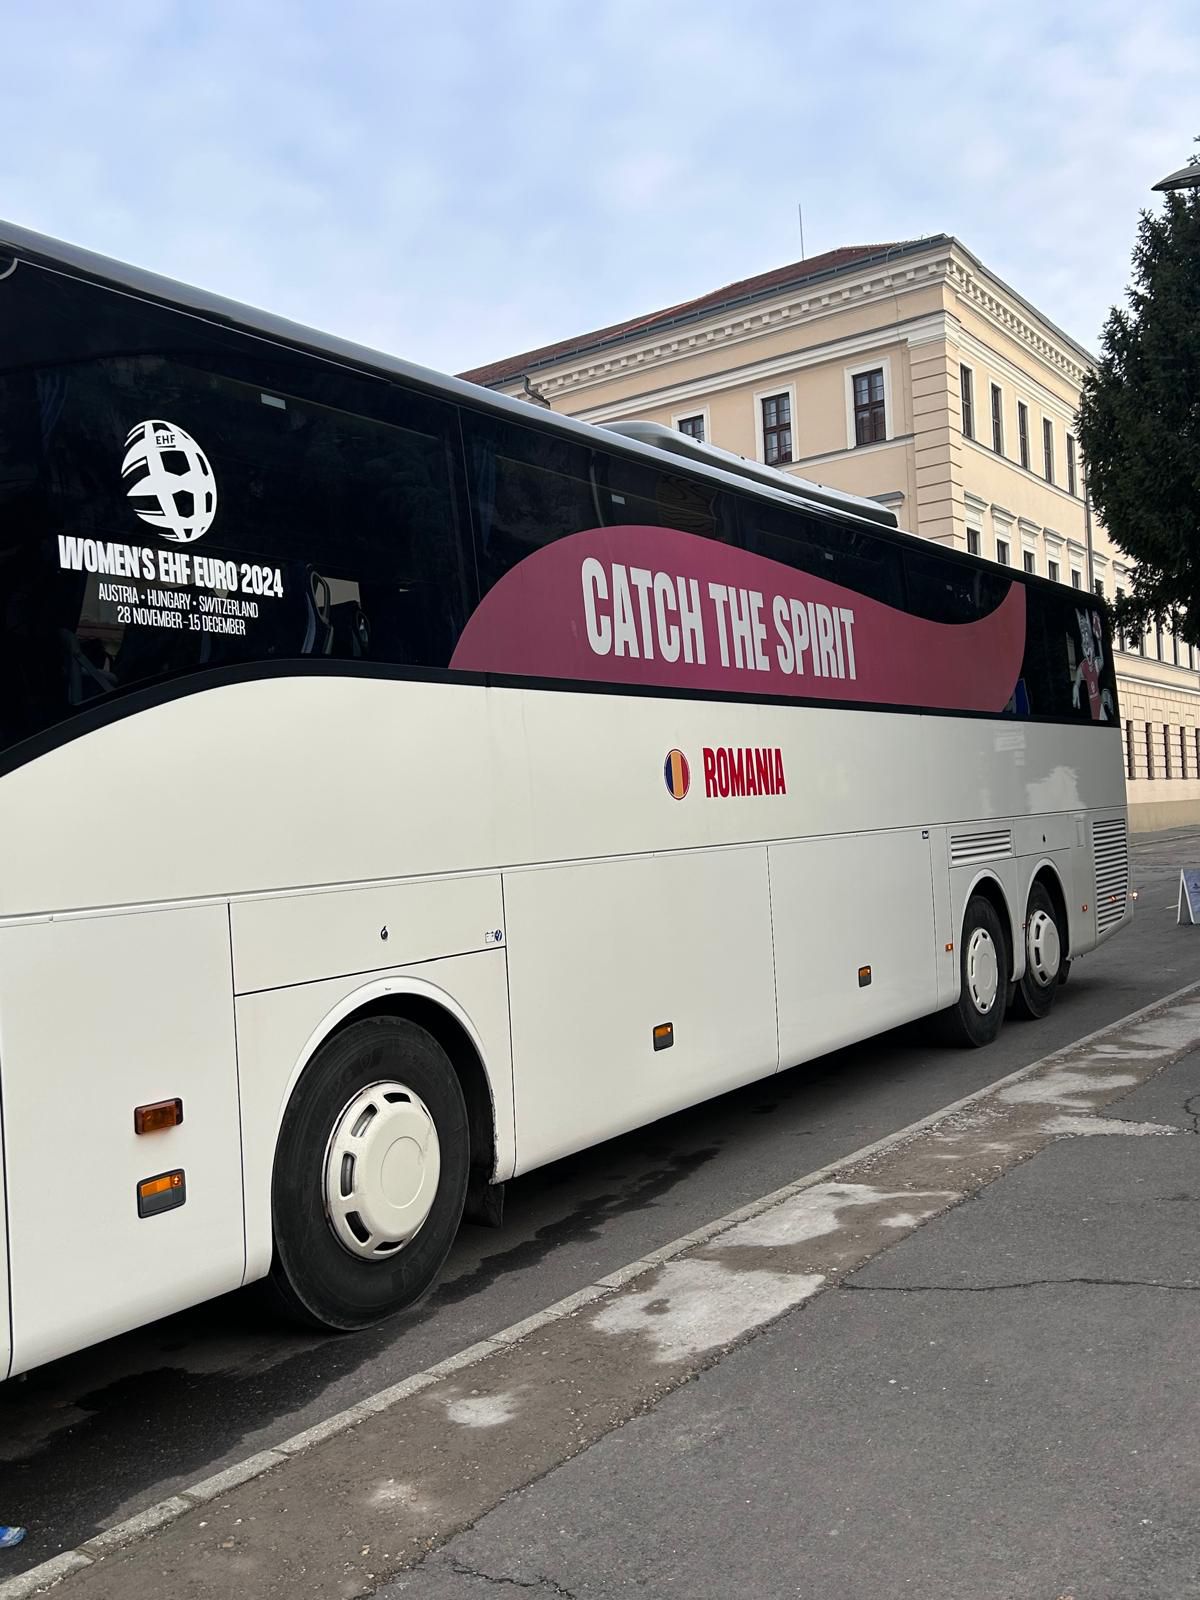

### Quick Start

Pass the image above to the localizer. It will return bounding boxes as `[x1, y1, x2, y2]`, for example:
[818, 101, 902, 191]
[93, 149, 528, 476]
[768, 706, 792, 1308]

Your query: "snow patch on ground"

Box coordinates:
[1042, 1114, 1178, 1138]
[591, 1259, 824, 1363]
[716, 1183, 955, 1249]
[440, 1390, 521, 1429]
[998, 1066, 1139, 1108]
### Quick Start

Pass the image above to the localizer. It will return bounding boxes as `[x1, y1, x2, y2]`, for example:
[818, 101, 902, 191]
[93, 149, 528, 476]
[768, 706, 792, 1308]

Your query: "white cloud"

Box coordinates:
[2, 0, 1197, 372]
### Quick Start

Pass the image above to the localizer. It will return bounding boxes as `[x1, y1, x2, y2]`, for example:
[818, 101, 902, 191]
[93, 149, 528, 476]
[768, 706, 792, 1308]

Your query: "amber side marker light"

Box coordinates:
[134, 1098, 183, 1135]
[137, 1169, 186, 1219]
[858, 966, 872, 988]
[653, 1023, 674, 1052]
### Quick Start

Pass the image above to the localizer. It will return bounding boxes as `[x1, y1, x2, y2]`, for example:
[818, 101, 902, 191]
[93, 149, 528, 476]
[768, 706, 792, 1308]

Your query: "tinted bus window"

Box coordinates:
[1022, 585, 1119, 723]
[463, 410, 600, 595]
[0, 264, 472, 757]
[904, 546, 1010, 624]
[737, 495, 905, 609]
[597, 451, 734, 544]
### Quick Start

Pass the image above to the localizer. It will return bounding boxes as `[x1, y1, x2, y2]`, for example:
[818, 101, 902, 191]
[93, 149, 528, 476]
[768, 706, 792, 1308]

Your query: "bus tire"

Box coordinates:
[1010, 882, 1064, 1021]
[941, 894, 1008, 1048]
[268, 1016, 469, 1332]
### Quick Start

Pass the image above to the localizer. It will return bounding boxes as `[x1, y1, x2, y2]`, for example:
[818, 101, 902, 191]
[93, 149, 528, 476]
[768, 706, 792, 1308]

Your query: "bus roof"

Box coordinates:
[0, 218, 900, 537]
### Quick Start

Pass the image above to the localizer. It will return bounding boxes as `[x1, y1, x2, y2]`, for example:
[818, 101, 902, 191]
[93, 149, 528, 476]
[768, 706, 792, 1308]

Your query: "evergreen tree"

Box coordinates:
[1077, 157, 1200, 643]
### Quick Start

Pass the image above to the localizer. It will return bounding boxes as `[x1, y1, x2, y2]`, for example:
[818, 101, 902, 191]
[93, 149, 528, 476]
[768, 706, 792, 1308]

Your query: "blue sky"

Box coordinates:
[4, 0, 1197, 374]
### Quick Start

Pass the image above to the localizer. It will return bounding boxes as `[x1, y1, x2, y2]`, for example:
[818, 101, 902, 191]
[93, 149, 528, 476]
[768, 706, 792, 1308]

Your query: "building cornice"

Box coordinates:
[572, 314, 949, 425]
[509, 256, 954, 404]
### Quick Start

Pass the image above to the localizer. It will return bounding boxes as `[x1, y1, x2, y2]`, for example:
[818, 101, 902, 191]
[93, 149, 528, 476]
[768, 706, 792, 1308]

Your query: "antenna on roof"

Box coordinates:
[797, 202, 806, 260]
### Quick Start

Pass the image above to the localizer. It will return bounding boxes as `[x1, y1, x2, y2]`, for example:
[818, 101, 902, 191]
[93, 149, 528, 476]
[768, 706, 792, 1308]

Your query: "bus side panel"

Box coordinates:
[505, 848, 777, 1177]
[772, 828, 940, 1067]
[0, 1092, 10, 1380]
[0, 905, 244, 1375]
[235, 949, 514, 1286]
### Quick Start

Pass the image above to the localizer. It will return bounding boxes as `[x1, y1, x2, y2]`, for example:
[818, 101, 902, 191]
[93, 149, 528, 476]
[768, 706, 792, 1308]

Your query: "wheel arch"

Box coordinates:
[960, 869, 1017, 980]
[274, 976, 502, 1191]
[1025, 858, 1072, 959]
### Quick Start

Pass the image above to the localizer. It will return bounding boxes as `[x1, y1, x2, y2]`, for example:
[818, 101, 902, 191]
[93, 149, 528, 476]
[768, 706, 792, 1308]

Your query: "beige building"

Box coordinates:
[461, 236, 1199, 831]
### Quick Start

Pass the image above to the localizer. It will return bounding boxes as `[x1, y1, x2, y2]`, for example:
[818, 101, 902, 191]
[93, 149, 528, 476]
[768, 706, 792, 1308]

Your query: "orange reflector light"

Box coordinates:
[653, 1022, 674, 1052]
[134, 1098, 183, 1135]
[1082, 903, 1088, 913]
[858, 966, 872, 988]
[137, 1169, 186, 1219]
[945, 943, 954, 953]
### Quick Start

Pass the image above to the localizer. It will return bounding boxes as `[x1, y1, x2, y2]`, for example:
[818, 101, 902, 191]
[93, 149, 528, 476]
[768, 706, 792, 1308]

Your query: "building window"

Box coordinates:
[1067, 434, 1078, 497]
[1155, 624, 1163, 660]
[1017, 401, 1030, 469]
[677, 414, 705, 443]
[1195, 728, 1200, 774]
[996, 539, 1010, 566]
[960, 365, 974, 439]
[1094, 578, 1105, 600]
[1164, 725, 1172, 779]
[1042, 417, 1054, 483]
[1181, 727, 1188, 780]
[1172, 619, 1180, 665]
[1116, 586, 1126, 651]
[1023, 551, 1036, 575]
[761, 393, 792, 465]
[991, 384, 1004, 454]
[853, 368, 886, 446]
[1048, 559, 1060, 584]
[1146, 724, 1155, 778]
[1071, 569, 1082, 589]
[967, 528, 981, 557]
[1125, 720, 1135, 779]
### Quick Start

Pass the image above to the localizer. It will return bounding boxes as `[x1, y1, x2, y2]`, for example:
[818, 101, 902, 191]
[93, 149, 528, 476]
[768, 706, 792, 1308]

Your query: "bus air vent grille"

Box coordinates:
[949, 829, 1013, 866]
[1093, 818, 1129, 934]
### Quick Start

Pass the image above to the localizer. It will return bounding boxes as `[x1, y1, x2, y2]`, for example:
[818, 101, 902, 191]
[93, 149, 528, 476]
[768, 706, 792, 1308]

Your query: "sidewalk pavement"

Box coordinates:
[18, 981, 1200, 1600]
[396, 1038, 1200, 1600]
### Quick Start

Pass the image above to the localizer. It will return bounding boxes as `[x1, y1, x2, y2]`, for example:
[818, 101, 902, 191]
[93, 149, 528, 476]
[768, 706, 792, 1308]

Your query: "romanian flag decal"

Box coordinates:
[664, 749, 690, 800]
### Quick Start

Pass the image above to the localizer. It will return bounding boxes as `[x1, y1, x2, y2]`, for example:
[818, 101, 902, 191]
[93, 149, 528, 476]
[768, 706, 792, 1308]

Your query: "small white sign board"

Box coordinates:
[1177, 869, 1200, 924]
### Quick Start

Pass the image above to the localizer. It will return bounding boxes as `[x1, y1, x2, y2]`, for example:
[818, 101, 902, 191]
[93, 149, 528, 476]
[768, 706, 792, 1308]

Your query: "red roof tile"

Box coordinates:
[457, 242, 921, 387]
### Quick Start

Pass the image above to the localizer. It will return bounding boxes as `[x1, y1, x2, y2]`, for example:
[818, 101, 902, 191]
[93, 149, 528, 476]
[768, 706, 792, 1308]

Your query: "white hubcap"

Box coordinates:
[966, 927, 999, 1014]
[323, 1082, 441, 1259]
[1026, 908, 1061, 988]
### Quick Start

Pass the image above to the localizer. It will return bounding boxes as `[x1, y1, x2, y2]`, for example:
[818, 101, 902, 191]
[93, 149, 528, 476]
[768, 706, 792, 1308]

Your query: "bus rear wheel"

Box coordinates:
[1010, 882, 1064, 1021]
[269, 1016, 469, 1331]
[941, 894, 1008, 1048]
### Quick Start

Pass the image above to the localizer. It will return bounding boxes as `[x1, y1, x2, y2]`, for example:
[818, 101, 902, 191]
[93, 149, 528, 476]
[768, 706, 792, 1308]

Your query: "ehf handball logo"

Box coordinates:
[121, 419, 218, 543]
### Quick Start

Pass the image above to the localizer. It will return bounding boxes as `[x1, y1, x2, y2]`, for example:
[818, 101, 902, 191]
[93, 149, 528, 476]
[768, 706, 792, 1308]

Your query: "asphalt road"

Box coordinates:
[3, 827, 1198, 1578]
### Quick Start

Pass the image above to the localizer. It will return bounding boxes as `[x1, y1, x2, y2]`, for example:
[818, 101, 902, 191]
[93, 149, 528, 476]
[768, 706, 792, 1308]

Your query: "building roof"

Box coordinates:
[458, 239, 941, 388]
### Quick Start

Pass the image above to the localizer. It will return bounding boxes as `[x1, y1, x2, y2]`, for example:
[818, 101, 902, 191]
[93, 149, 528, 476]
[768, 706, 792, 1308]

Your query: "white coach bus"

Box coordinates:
[0, 222, 1129, 1374]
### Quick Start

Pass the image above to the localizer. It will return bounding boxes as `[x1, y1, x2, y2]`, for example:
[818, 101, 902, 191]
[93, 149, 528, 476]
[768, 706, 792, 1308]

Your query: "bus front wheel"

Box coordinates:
[942, 894, 1008, 1048]
[268, 1016, 470, 1331]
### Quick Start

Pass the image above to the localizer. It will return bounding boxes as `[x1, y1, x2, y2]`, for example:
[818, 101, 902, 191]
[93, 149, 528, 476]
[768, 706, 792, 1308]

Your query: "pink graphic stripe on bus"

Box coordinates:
[451, 525, 1027, 713]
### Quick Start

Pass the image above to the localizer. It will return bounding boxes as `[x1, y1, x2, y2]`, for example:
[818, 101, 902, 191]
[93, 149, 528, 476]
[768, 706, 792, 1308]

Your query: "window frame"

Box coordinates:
[673, 407, 709, 445]
[960, 364, 975, 440]
[990, 383, 1004, 454]
[1042, 416, 1054, 483]
[755, 385, 795, 468]
[1067, 433, 1078, 496]
[996, 538, 1010, 567]
[843, 358, 892, 450]
[1047, 559, 1060, 585]
[1017, 401, 1030, 470]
